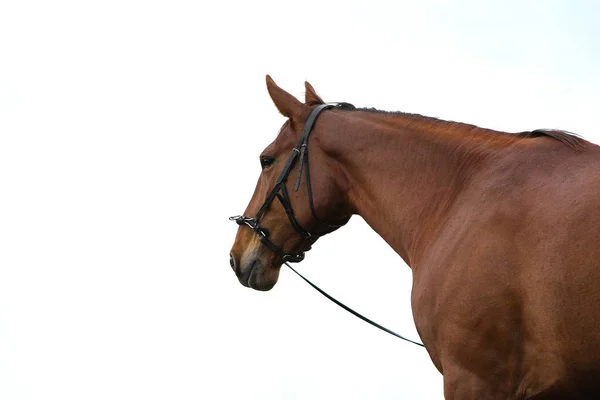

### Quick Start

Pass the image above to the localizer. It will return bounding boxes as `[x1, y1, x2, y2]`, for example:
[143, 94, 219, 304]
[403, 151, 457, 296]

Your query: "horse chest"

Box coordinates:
[410, 228, 528, 381]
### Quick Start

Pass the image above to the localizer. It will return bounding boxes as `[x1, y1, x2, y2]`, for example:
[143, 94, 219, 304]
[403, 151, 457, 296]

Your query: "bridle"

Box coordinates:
[229, 102, 425, 347]
[229, 103, 350, 263]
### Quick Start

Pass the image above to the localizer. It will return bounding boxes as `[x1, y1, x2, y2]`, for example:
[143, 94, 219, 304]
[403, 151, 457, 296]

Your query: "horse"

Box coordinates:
[229, 75, 600, 399]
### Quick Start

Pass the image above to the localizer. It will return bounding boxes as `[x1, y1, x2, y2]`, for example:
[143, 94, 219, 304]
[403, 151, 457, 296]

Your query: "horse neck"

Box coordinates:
[321, 110, 507, 266]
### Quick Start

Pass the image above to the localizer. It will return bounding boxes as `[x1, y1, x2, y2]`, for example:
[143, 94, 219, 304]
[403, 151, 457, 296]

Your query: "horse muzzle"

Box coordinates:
[229, 250, 279, 291]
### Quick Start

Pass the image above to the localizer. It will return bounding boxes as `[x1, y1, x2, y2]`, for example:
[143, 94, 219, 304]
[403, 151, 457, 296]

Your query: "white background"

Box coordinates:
[1, 1, 599, 399]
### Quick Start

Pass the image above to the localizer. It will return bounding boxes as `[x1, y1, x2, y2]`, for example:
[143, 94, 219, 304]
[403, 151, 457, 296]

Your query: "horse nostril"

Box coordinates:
[230, 253, 236, 272]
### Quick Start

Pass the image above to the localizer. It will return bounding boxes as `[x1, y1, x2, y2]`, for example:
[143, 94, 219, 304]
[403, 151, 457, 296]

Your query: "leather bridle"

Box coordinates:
[229, 103, 350, 263]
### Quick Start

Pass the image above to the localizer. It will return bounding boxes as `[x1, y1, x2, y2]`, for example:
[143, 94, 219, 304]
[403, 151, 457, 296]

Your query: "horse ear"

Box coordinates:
[266, 75, 304, 119]
[304, 81, 324, 105]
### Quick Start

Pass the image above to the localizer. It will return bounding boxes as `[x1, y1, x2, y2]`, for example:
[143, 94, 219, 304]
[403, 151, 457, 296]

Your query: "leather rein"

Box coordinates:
[230, 103, 424, 347]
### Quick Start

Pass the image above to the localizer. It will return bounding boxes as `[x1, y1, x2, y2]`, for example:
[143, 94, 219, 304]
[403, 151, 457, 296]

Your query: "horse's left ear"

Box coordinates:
[266, 75, 304, 120]
[305, 81, 324, 105]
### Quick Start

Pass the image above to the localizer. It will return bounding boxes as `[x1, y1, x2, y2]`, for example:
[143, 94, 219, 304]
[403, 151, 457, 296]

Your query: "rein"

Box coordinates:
[231, 103, 424, 347]
[285, 261, 424, 347]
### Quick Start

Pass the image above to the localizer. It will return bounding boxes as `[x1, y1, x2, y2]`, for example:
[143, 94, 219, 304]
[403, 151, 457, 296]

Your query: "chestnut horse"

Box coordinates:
[229, 76, 600, 399]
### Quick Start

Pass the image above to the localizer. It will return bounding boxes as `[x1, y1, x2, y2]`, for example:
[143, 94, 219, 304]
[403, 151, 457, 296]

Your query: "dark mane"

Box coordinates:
[517, 129, 586, 150]
[346, 106, 587, 151]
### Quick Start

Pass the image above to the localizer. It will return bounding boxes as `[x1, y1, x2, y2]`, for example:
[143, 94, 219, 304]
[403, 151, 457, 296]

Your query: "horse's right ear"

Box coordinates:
[304, 81, 324, 105]
[266, 75, 304, 120]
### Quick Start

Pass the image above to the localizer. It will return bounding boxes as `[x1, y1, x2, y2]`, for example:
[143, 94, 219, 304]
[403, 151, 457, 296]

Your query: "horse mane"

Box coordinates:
[347, 106, 587, 151]
[516, 129, 586, 150]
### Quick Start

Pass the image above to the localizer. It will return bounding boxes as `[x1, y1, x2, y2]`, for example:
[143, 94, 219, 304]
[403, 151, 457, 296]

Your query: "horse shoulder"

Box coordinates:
[411, 144, 600, 398]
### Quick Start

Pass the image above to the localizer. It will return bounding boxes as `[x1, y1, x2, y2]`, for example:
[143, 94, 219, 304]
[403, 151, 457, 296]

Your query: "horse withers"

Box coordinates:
[229, 76, 600, 399]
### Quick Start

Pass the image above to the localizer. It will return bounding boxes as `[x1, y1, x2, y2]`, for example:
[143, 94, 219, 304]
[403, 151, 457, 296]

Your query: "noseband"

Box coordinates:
[230, 103, 352, 263]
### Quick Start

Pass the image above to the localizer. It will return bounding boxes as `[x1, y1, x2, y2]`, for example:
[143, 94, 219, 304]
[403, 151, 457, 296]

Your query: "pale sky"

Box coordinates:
[1, 1, 599, 399]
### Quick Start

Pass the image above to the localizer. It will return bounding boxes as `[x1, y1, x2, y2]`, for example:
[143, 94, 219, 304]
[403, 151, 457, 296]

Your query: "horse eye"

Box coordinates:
[260, 156, 275, 169]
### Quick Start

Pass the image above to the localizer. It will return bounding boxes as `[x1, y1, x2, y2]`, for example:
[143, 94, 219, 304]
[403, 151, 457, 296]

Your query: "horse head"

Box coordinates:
[229, 76, 353, 290]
